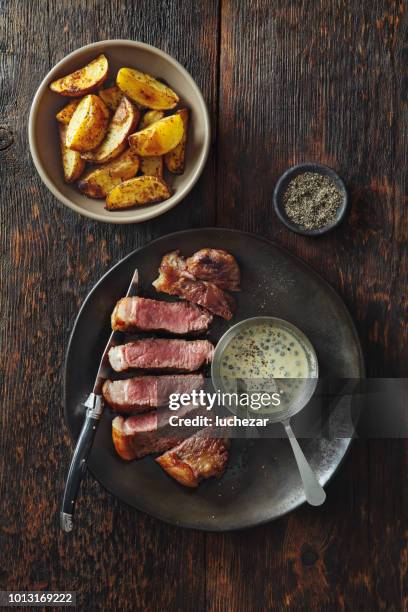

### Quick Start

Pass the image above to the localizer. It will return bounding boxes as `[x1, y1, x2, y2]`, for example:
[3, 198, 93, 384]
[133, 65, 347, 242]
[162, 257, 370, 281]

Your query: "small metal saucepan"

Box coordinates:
[212, 316, 326, 506]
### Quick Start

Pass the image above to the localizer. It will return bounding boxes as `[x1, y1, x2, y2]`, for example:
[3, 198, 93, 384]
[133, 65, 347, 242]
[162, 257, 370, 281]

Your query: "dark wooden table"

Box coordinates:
[1, 1, 407, 609]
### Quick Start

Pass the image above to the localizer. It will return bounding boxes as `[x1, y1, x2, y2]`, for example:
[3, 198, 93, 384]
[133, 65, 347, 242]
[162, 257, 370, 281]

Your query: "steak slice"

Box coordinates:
[153, 251, 235, 320]
[112, 413, 179, 460]
[112, 403, 200, 460]
[156, 430, 230, 487]
[103, 373, 204, 413]
[108, 338, 214, 373]
[111, 296, 213, 334]
[186, 248, 241, 291]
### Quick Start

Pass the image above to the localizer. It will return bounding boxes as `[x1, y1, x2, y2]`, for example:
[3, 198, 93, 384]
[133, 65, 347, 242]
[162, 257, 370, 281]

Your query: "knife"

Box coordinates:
[60, 268, 139, 533]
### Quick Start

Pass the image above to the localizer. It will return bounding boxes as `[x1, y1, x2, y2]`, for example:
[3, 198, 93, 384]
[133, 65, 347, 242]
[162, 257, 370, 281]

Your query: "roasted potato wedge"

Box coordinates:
[78, 149, 139, 198]
[65, 94, 109, 152]
[164, 108, 189, 174]
[58, 124, 85, 183]
[82, 97, 139, 163]
[138, 110, 164, 177]
[128, 114, 184, 157]
[117, 67, 179, 110]
[56, 99, 81, 124]
[139, 110, 164, 129]
[140, 156, 164, 179]
[106, 176, 171, 210]
[50, 54, 108, 97]
[98, 85, 123, 111]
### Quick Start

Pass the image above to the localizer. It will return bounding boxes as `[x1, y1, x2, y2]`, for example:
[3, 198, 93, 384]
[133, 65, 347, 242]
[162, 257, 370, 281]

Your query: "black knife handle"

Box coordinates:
[60, 394, 103, 532]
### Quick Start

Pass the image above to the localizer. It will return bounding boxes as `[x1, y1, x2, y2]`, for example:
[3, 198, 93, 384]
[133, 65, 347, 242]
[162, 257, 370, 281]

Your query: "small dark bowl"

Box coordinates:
[273, 162, 349, 236]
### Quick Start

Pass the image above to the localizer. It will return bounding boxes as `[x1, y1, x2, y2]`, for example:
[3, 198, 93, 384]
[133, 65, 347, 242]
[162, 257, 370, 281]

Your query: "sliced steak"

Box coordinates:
[112, 403, 200, 460]
[111, 296, 213, 334]
[108, 338, 214, 373]
[186, 248, 240, 291]
[156, 429, 230, 487]
[103, 373, 204, 413]
[153, 251, 235, 320]
[112, 413, 179, 460]
[167, 276, 236, 321]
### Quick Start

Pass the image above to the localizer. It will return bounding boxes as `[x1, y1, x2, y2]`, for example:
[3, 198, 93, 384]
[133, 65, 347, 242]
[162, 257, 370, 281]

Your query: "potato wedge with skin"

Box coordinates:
[66, 94, 109, 152]
[59, 124, 85, 183]
[164, 108, 189, 174]
[139, 110, 164, 130]
[106, 176, 171, 210]
[98, 85, 123, 111]
[56, 99, 81, 124]
[138, 110, 164, 178]
[117, 67, 179, 110]
[128, 114, 184, 157]
[50, 54, 108, 97]
[81, 97, 139, 163]
[78, 149, 140, 198]
[140, 156, 163, 179]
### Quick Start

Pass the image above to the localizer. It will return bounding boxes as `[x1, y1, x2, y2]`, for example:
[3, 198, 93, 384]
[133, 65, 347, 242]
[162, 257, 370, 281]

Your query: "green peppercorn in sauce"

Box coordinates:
[219, 320, 315, 413]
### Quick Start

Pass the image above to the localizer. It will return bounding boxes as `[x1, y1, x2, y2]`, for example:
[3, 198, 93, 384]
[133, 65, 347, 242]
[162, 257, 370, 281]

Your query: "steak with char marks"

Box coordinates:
[156, 429, 230, 487]
[153, 251, 235, 320]
[186, 248, 240, 291]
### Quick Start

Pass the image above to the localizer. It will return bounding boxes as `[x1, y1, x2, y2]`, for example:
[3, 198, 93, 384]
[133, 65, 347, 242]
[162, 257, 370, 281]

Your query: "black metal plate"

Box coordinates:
[64, 229, 364, 530]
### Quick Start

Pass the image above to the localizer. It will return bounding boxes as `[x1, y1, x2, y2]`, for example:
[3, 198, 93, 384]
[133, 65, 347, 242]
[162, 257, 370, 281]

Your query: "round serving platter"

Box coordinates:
[64, 228, 364, 531]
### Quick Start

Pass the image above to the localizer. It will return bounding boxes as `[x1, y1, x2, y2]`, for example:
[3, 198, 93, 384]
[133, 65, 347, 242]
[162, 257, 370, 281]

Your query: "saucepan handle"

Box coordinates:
[283, 419, 326, 506]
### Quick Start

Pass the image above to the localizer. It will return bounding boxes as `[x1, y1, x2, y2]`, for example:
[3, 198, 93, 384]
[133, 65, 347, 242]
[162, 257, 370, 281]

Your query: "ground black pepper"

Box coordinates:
[282, 172, 342, 230]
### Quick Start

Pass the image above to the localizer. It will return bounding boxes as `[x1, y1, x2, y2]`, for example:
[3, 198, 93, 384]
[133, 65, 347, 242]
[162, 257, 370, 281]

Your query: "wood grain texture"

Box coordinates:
[0, 0, 406, 610]
[212, 1, 407, 610]
[0, 0, 218, 610]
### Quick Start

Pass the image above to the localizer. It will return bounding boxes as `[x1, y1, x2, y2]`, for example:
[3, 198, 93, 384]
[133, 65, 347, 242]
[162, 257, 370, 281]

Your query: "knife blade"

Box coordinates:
[60, 268, 139, 533]
[92, 268, 139, 396]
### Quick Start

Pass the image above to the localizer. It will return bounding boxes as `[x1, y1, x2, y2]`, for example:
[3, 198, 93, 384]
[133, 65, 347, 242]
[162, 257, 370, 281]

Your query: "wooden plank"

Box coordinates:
[0, 1, 219, 609]
[216, 0, 407, 372]
[209, 0, 407, 608]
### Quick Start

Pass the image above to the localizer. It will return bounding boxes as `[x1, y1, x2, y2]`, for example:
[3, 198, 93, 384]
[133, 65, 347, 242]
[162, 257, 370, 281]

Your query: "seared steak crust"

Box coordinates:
[186, 248, 240, 291]
[156, 430, 230, 487]
[153, 251, 235, 320]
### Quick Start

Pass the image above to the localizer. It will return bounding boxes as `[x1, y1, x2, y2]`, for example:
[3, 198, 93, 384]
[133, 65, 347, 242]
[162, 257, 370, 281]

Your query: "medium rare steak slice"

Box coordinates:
[112, 403, 201, 460]
[108, 338, 214, 373]
[156, 430, 230, 487]
[112, 413, 180, 460]
[153, 251, 235, 320]
[103, 373, 204, 413]
[111, 296, 213, 334]
[186, 248, 241, 291]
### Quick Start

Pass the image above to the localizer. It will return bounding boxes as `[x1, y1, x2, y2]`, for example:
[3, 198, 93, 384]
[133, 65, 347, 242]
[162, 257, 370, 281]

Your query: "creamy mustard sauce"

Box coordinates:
[219, 321, 313, 412]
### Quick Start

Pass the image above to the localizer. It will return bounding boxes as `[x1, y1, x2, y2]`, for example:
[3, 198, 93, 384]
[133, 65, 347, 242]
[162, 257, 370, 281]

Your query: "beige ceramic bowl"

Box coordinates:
[28, 40, 210, 224]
